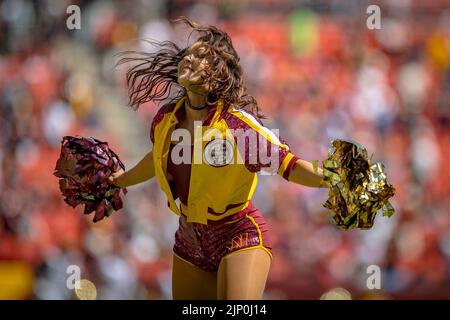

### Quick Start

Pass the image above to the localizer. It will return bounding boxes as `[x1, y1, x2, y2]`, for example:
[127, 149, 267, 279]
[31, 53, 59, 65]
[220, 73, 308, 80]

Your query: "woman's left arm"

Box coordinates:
[286, 158, 328, 188]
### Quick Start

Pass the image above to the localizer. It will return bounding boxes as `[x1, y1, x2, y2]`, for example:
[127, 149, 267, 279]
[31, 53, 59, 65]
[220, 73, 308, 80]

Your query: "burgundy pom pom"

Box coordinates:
[54, 136, 127, 222]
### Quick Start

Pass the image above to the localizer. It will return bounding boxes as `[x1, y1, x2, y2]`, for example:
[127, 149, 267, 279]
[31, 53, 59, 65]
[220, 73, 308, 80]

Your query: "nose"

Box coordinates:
[185, 54, 194, 63]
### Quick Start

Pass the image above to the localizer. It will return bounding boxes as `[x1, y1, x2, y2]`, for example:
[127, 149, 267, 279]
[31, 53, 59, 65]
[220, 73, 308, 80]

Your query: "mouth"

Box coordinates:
[181, 64, 193, 71]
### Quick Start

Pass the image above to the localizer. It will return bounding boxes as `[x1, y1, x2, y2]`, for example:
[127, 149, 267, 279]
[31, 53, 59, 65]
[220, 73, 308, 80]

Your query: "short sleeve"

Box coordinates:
[275, 136, 301, 180]
[224, 109, 300, 180]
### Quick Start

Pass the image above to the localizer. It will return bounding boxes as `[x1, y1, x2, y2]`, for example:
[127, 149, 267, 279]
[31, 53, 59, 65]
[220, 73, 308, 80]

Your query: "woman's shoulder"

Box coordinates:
[156, 101, 177, 117]
[151, 100, 179, 125]
[223, 104, 265, 129]
[150, 101, 177, 143]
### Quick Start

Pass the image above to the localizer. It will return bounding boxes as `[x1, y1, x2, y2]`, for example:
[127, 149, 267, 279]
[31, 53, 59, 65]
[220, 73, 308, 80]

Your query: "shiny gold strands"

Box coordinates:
[322, 139, 395, 230]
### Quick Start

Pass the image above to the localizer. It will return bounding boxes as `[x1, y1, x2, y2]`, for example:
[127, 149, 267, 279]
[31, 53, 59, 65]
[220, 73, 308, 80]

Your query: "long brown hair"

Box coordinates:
[116, 16, 264, 118]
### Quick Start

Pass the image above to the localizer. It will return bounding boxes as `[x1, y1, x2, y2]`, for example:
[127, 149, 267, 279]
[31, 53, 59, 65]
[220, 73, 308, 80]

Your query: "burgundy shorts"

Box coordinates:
[173, 203, 273, 272]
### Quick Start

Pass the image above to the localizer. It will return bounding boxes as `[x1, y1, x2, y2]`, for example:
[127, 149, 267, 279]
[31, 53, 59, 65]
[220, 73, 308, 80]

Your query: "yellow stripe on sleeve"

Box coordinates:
[228, 108, 290, 150]
[277, 152, 295, 176]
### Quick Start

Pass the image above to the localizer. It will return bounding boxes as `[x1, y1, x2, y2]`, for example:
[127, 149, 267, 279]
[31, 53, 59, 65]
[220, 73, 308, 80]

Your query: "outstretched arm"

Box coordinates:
[286, 158, 328, 188]
[108, 151, 156, 187]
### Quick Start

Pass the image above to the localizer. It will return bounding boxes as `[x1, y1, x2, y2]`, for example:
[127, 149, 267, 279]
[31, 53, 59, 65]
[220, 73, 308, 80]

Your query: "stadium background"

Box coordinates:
[0, 0, 449, 299]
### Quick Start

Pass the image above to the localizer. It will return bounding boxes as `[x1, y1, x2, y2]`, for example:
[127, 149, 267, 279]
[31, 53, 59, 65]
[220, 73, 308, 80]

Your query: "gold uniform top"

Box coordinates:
[150, 96, 299, 224]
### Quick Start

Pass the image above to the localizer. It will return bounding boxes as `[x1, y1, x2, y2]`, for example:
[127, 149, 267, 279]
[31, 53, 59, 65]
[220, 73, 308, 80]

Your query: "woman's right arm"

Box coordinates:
[108, 151, 155, 187]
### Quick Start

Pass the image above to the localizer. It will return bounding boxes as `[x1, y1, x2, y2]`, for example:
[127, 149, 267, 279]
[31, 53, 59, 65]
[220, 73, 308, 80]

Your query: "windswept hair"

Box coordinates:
[116, 16, 264, 118]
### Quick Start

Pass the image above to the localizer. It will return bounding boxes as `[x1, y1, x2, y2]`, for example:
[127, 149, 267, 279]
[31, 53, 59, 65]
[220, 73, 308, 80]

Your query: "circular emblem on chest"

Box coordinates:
[203, 138, 234, 167]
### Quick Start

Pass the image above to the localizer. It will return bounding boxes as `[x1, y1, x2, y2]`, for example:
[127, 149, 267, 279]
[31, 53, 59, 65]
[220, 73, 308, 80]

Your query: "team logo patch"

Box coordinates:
[203, 138, 234, 167]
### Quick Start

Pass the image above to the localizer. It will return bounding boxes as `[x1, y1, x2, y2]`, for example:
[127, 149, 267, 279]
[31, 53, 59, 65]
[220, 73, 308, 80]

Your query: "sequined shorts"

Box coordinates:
[173, 203, 273, 272]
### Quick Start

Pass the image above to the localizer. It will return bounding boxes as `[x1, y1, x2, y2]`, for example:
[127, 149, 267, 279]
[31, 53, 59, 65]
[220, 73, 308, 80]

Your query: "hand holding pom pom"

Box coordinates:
[54, 136, 128, 222]
[107, 168, 125, 186]
[321, 139, 396, 230]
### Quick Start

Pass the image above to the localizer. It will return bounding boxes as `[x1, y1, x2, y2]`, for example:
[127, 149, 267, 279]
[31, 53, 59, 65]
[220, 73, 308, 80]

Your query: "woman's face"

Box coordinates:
[177, 40, 213, 94]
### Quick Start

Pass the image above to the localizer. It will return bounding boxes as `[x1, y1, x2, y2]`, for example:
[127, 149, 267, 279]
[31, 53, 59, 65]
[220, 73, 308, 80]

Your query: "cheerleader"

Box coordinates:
[110, 17, 328, 300]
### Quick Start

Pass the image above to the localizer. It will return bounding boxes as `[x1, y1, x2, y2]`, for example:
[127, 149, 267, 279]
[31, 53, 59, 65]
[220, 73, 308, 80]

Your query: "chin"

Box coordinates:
[179, 79, 207, 93]
[177, 77, 190, 88]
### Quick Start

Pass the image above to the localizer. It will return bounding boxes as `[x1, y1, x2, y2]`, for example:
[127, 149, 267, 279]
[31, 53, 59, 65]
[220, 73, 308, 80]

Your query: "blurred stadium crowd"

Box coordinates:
[0, 0, 449, 299]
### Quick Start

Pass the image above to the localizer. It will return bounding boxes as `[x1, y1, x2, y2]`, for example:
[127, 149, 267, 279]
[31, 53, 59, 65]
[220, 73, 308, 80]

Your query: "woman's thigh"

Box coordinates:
[172, 252, 218, 300]
[217, 247, 271, 300]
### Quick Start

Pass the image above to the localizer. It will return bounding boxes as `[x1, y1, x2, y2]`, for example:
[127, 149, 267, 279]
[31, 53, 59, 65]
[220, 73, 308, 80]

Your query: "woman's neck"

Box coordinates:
[185, 90, 209, 122]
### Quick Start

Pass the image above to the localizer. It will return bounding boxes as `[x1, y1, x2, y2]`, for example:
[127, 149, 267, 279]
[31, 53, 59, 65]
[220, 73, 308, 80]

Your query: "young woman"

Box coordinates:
[110, 17, 328, 300]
